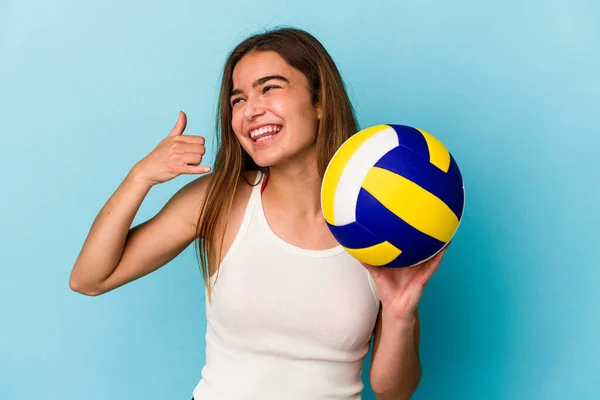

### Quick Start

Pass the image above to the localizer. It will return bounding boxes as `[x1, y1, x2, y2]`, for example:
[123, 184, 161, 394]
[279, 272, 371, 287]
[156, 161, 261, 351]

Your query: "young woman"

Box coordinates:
[69, 27, 447, 400]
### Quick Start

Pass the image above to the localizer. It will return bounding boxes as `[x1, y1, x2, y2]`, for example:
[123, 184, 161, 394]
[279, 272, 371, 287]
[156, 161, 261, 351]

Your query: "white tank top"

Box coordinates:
[193, 171, 380, 399]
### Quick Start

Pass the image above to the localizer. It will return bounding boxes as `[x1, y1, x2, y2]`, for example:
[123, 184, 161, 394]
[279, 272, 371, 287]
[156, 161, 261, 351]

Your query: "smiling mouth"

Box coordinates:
[249, 125, 282, 142]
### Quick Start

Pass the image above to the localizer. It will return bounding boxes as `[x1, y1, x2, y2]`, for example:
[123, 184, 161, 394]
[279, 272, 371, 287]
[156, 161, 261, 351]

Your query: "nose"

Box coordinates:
[243, 96, 266, 120]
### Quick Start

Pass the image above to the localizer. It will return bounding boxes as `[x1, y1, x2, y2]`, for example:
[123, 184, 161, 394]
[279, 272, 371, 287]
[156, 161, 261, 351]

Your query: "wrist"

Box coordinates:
[381, 308, 417, 330]
[126, 166, 154, 191]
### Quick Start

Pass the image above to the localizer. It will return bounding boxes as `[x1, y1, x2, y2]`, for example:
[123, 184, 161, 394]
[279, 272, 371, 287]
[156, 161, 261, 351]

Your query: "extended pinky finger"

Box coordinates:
[181, 165, 211, 175]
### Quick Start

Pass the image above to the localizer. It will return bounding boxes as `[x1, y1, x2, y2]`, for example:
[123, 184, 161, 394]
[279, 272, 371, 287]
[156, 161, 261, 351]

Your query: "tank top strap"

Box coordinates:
[215, 170, 265, 270]
[242, 169, 266, 227]
[248, 169, 266, 204]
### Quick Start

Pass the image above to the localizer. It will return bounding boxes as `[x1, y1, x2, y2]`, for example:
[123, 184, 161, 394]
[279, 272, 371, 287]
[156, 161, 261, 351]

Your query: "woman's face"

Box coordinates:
[230, 51, 321, 168]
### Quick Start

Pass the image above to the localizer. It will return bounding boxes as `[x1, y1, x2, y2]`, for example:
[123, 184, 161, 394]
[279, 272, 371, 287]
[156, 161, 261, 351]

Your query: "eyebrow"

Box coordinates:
[230, 75, 289, 97]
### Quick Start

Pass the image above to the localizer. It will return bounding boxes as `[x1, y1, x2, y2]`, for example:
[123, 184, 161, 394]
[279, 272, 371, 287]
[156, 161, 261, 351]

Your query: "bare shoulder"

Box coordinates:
[172, 170, 259, 227]
[162, 173, 215, 230]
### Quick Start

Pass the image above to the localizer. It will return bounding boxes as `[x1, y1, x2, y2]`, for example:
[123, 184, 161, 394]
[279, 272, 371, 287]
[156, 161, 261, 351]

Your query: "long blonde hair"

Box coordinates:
[195, 27, 358, 299]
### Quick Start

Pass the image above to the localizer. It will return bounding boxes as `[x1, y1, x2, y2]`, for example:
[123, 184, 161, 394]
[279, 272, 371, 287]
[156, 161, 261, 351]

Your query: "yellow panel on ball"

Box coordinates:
[343, 241, 402, 266]
[417, 128, 451, 173]
[362, 167, 459, 243]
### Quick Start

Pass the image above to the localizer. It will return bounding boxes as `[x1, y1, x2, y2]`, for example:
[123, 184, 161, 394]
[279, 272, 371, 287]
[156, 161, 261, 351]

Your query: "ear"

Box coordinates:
[316, 103, 323, 120]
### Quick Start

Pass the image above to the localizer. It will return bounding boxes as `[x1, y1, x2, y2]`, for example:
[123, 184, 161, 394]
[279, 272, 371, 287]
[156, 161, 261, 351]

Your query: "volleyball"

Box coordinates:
[321, 124, 465, 268]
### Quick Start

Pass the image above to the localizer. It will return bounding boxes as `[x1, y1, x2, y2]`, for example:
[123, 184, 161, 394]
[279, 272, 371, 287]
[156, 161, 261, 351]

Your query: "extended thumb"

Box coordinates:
[168, 111, 187, 136]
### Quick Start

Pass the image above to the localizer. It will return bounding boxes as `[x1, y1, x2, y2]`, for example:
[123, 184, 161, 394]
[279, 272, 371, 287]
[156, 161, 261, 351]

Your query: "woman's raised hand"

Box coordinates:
[131, 111, 211, 186]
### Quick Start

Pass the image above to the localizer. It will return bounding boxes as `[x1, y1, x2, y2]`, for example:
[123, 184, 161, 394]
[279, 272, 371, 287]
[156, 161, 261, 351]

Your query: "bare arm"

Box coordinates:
[69, 111, 210, 296]
[69, 173, 209, 296]
[363, 247, 447, 399]
[369, 308, 421, 400]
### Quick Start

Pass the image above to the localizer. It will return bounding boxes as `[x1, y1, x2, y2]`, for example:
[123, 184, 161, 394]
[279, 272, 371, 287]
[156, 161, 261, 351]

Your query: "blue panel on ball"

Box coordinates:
[327, 221, 382, 249]
[447, 154, 464, 189]
[388, 124, 430, 160]
[356, 189, 447, 267]
[374, 145, 465, 220]
[384, 247, 445, 268]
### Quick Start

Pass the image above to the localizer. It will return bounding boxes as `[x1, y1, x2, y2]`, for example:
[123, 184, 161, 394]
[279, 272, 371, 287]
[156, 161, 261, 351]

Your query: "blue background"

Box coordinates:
[1, 0, 599, 399]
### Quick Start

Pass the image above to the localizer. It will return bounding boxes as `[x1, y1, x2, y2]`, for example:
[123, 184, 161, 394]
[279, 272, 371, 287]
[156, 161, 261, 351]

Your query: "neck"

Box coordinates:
[263, 157, 323, 217]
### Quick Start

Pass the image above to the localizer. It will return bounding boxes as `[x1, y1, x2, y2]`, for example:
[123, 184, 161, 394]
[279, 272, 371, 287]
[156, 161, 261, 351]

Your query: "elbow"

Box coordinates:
[372, 369, 422, 400]
[69, 276, 103, 297]
[373, 386, 420, 400]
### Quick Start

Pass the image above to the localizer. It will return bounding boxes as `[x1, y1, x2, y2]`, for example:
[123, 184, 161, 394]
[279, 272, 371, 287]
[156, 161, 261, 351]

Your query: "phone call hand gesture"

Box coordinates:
[132, 111, 210, 186]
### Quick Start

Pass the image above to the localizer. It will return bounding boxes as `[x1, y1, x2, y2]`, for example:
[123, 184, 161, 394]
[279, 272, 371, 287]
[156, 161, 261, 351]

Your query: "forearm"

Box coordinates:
[370, 311, 421, 400]
[70, 169, 152, 290]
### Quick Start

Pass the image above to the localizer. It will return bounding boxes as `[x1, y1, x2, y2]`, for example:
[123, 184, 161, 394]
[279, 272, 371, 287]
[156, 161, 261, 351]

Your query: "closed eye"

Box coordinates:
[231, 85, 280, 106]
[263, 85, 280, 93]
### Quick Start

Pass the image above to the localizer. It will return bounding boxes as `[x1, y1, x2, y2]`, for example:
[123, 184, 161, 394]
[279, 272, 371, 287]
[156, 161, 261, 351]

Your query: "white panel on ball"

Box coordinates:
[333, 126, 399, 225]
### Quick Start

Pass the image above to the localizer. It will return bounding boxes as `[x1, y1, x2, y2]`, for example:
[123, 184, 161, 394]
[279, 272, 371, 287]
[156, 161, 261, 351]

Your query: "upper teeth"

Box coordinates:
[250, 125, 282, 139]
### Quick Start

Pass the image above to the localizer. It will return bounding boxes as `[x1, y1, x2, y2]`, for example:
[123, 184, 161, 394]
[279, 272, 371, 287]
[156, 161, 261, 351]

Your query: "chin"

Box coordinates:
[245, 148, 287, 169]
[250, 156, 282, 169]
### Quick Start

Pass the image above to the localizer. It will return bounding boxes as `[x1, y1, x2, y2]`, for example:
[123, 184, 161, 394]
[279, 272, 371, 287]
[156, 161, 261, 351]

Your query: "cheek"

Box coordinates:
[294, 101, 320, 139]
[271, 92, 316, 126]
[264, 95, 285, 117]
